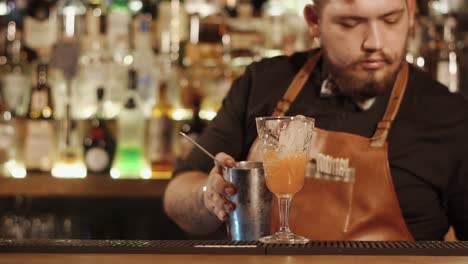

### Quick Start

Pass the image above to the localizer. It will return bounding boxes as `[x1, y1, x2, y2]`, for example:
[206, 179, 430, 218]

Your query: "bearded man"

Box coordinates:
[164, 0, 468, 241]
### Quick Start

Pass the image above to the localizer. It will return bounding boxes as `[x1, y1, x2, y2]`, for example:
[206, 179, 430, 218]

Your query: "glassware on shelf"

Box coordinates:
[51, 118, 87, 179]
[0, 212, 76, 239]
[255, 115, 314, 244]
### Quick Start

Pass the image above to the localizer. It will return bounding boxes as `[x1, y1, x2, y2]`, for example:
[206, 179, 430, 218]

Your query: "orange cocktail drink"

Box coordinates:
[263, 150, 307, 196]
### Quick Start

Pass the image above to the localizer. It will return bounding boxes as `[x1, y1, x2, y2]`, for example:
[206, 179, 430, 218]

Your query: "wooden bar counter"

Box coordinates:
[0, 174, 169, 198]
[1, 253, 468, 264]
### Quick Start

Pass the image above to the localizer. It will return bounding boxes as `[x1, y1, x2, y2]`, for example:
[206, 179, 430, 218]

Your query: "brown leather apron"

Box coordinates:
[248, 52, 414, 241]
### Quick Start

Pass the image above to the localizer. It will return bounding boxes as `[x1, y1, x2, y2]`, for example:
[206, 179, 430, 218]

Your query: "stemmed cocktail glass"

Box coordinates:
[255, 116, 314, 244]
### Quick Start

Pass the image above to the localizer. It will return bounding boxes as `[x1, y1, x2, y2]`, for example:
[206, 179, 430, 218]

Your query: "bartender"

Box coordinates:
[164, 0, 468, 241]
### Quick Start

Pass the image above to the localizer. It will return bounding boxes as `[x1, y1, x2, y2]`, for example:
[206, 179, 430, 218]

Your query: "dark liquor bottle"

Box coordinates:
[26, 64, 53, 119]
[5, 0, 28, 28]
[83, 87, 116, 174]
[179, 92, 206, 160]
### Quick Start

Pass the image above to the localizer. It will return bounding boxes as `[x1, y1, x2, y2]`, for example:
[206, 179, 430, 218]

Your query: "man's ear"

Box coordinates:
[407, 0, 416, 28]
[304, 4, 320, 37]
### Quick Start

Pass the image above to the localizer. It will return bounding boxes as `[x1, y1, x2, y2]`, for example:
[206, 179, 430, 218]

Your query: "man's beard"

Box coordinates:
[323, 49, 404, 102]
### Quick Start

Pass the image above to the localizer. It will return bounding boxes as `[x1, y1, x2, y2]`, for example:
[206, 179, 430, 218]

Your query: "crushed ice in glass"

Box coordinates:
[278, 115, 311, 154]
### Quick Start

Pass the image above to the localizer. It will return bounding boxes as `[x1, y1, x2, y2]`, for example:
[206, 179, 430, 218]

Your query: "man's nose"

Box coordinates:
[362, 22, 383, 52]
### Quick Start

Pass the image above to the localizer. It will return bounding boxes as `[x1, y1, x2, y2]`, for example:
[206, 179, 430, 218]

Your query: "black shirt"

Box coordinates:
[174, 50, 468, 241]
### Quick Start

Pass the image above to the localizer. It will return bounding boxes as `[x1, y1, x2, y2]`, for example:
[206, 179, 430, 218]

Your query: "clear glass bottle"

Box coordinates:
[132, 13, 155, 117]
[105, 0, 132, 118]
[0, 20, 30, 116]
[72, 0, 109, 119]
[23, 63, 56, 172]
[148, 81, 174, 179]
[437, 15, 460, 93]
[50, 0, 87, 178]
[111, 69, 150, 179]
[56, 0, 86, 40]
[157, 0, 188, 62]
[107, 0, 130, 51]
[83, 87, 116, 174]
[0, 92, 25, 178]
[23, 0, 58, 59]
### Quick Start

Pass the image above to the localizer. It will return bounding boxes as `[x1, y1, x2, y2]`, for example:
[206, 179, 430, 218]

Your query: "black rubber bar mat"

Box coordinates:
[266, 241, 468, 256]
[1, 239, 468, 256]
[0, 240, 265, 254]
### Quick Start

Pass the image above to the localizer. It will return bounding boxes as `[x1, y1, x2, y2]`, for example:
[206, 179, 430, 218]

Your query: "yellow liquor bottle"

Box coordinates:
[24, 63, 56, 172]
[148, 81, 174, 179]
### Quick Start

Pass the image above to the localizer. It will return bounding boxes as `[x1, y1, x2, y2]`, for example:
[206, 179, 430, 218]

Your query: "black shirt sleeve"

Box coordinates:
[172, 65, 253, 176]
[448, 125, 468, 240]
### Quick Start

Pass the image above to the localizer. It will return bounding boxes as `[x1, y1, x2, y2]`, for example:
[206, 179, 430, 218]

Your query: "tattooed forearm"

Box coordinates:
[163, 172, 222, 235]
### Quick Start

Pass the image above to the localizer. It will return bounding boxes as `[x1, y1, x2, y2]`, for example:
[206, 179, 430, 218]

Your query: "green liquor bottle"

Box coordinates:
[111, 69, 150, 179]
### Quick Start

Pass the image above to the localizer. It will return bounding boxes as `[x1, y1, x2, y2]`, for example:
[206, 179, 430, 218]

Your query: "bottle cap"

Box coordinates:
[128, 69, 137, 90]
[97, 87, 105, 101]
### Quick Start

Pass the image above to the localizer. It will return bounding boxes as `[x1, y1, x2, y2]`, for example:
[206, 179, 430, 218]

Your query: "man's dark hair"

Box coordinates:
[314, 0, 409, 11]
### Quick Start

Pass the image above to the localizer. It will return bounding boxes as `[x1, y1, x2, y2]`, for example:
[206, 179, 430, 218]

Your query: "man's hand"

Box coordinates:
[202, 152, 237, 221]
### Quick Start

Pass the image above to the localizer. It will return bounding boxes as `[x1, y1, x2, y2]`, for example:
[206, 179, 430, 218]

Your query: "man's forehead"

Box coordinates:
[322, 0, 407, 16]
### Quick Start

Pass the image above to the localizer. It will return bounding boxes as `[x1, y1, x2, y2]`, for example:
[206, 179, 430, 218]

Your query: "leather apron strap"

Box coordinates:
[247, 52, 322, 162]
[272, 52, 322, 117]
[370, 62, 409, 147]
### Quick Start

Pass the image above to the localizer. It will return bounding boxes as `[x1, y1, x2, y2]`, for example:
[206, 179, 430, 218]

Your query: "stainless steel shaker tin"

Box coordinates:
[223, 161, 272, 241]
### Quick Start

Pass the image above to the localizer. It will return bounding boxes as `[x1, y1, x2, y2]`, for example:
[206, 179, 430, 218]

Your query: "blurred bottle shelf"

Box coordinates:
[0, 174, 169, 198]
[1, 0, 467, 186]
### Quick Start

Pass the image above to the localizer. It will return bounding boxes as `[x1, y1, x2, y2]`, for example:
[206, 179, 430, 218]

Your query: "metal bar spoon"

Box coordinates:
[179, 132, 229, 168]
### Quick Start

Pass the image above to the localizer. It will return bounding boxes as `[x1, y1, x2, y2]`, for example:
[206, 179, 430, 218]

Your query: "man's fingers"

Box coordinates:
[202, 152, 238, 221]
[204, 188, 235, 221]
[214, 208, 227, 221]
[209, 166, 237, 196]
[214, 152, 236, 168]
[211, 193, 228, 221]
